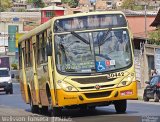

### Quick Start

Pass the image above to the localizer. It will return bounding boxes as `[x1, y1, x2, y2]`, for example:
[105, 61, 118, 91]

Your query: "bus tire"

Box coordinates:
[88, 106, 96, 110]
[28, 89, 39, 113]
[41, 106, 48, 115]
[30, 97, 39, 113]
[114, 100, 127, 113]
[48, 96, 62, 117]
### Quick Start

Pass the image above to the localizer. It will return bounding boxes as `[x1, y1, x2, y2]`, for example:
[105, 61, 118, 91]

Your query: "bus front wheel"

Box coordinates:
[114, 100, 127, 113]
[28, 90, 39, 113]
[48, 95, 62, 116]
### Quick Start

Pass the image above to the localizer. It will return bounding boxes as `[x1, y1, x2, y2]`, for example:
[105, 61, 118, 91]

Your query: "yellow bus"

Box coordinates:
[18, 11, 137, 116]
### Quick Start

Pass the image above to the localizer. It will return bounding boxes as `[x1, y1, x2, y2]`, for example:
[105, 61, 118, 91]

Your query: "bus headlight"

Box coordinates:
[117, 73, 134, 87]
[58, 80, 78, 92]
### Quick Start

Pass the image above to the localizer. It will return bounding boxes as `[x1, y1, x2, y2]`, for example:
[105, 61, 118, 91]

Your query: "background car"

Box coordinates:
[143, 75, 160, 102]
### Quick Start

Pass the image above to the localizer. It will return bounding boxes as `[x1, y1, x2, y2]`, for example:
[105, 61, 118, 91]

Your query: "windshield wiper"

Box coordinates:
[71, 31, 90, 45]
[98, 28, 112, 54]
[55, 23, 90, 45]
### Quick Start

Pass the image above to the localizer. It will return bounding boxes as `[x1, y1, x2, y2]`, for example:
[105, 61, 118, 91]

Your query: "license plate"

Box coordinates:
[0, 88, 4, 90]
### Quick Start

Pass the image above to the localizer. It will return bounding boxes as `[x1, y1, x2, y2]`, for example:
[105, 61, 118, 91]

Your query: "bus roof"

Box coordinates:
[18, 11, 125, 43]
[53, 11, 125, 20]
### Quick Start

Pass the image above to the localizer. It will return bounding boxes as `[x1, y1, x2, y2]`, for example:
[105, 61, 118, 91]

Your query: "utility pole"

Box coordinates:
[144, 1, 147, 43]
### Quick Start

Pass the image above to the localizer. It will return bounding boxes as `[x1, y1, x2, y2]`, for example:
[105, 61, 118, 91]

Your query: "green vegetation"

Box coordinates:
[11, 64, 18, 70]
[27, 0, 45, 8]
[17, 8, 27, 12]
[62, 0, 78, 8]
[0, 0, 12, 12]
[148, 27, 160, 45]
[121, 0, 135, 10]
[121, 0, 154, 10]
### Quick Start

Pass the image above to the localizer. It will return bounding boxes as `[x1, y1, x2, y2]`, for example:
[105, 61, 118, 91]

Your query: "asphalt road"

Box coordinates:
[0, 83, 160, 122]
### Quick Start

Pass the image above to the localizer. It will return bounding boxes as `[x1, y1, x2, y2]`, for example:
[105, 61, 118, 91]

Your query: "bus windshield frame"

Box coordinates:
[54, 14, 127, 33]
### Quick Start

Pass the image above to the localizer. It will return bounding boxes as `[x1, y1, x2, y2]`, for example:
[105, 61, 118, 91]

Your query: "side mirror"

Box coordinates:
[11, 74, 15, 78]
[46, 42, 52, 56]
[145, 81, 150, 84]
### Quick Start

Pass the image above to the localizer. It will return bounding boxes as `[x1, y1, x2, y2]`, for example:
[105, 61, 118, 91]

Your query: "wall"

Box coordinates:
[140, 44, 160, 87]
[0, 23, 23, 55]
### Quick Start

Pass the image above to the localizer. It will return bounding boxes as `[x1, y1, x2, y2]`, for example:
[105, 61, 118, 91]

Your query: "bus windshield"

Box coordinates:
[55, 29, 132, 73]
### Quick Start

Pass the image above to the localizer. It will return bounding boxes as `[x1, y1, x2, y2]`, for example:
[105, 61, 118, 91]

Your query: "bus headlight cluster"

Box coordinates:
[58, 80, 78, 92]
[117, 73, 134, 87]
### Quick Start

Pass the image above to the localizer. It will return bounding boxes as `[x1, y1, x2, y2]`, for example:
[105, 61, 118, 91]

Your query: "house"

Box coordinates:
[41, 6, 65, 24]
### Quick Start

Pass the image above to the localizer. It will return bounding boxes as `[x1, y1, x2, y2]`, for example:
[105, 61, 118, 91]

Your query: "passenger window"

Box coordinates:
[33, 43, 37, 67]
[18, 44, 22, 69]
[41, 32, 47, 63]
[37, 32, 48, 64]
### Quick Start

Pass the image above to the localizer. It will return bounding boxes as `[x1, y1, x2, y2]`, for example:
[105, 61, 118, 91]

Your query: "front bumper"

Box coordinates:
[0, 82, 12, 92]
[54, 81, 138, 107]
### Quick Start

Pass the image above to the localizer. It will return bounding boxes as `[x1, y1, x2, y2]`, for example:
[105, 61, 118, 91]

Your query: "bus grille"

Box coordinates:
[80, 84, 115, 90]
[84, 91, 112, 98]
[72, 76, 116, 84]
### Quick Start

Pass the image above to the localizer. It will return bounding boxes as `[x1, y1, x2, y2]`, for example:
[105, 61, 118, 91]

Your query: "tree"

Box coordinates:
[27, 0, 45, 8]
[62, 0, 78, 8]
[121, 0, 136, 10]
[148, 27, 160, 45]
[27, 0, 33, 4]
[0, 0, 12, 12]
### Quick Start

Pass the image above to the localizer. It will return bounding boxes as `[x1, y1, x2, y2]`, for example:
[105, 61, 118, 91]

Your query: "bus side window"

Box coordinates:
[30, 38, 33, 66]
[18, 44, 22, 69]
[25, 41, 28, 67]
[22, 47, 26, 67]
[41, 32, 47, 63]
[27, 39, 32, 67]
[46, 30, 52, 56]
[33, 43, 37, 67]
[37, 34, 43, 64]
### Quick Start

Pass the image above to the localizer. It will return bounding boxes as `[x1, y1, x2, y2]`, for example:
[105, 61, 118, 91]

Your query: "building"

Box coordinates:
[41, 6, 65, 24]
[11, 2, 27, 12]
[95, 0, 107, 10]
[124, 10, 160, 88]
[0, 12, 41, 64]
